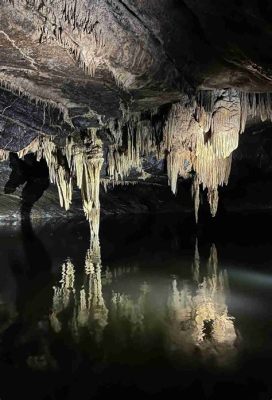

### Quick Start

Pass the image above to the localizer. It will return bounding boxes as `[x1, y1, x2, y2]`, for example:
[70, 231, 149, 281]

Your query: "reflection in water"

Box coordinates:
[50, 239, 108, 342]
[50, 239, 237, 363]
[168, 244, 237, 363]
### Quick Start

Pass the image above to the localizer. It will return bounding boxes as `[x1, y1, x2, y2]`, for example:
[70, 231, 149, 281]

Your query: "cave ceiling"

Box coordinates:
[1, 0, 272, 230]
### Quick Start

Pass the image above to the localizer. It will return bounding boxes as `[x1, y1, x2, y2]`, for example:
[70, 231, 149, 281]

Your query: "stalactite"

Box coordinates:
[106, 112, 158, 183]
[72, 129, 103, 237]
[193, 133, 232, 217]
[192, 178, 200, 223]
[0, 137, 40, 163]
[210, 90, 241, 159]
[163, 100, 197, 194]
[37, 135, 73, 211]
[0, 149, 9, 162]
[17, 137, 40, 159]
[36, 130, 103, 236]
[164, 90, 238, 218]
[0, 74, 72, 126]
[101, 178, 137, 192]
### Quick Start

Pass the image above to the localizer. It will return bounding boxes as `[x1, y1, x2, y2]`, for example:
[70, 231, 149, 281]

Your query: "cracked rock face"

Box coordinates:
[1, 0, 272, 230]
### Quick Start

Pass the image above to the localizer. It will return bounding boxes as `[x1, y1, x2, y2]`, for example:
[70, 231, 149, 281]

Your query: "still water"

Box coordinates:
[0, 213, 272, 399]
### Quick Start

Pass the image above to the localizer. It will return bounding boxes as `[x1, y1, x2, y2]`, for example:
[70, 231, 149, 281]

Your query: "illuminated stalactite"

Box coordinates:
[0, 137, 40, 162]
[36, 129, 103, 236]
[163, 100, 196, 195]
[163, 90, 272, 220]
[106, 113, 158, 182]
[2, 88, 272, 226]
[36, 135, 73, 211]
[70, 132, 104, 237]
[0, 75, 72, 126]
[2, 0, 156, 90]
[0, 149, 9, 162]
[164, 90, 240, 220]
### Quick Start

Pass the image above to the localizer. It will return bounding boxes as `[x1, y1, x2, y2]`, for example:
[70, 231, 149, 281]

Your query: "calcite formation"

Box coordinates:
[36, 130, 103, 236]
[2, 1, 272, 230]
[163, 90, 272, 220]
[2, 87, 272, 232]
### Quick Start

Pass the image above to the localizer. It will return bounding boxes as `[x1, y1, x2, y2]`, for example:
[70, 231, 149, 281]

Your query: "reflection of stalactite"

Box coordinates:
[112, 282, 150, 336]
[102, 265, 138, 286]
[50, 239, 238, 363]
[50, 237, 108, 342]
[168, 243, 236, 361]
[192, 238, 200, 283]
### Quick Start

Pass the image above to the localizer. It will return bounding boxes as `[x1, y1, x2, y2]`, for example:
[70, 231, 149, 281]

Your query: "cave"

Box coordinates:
[1, 1, 272, 399]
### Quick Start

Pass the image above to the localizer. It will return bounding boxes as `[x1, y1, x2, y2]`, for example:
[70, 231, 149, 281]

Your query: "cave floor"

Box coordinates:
[0, 213, 271, 400]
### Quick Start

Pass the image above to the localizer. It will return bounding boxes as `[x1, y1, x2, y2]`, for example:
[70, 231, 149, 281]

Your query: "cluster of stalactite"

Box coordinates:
[0, 136, 40, 162]
[163, 90, 240, 220]
[103, 89, 272, 222]
[35, 130, 103, 236]
[0, 130, 103, 234]
[2, 87, 272, 230]
[106, 110, 160, 184]
[163, 89, 272, 221]
[0, 76, 72, 126]
[50, 240, 237, 361]
[2, 0, 155, 90]
[3, 0, 105, 78]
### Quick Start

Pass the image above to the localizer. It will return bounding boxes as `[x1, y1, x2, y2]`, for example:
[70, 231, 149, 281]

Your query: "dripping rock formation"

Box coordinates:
[1, 0, 272, 230]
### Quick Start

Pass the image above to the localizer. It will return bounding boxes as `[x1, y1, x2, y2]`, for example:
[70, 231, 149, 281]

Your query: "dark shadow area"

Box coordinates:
[0, 154, 55, 400]
[4, 152, 52, 313]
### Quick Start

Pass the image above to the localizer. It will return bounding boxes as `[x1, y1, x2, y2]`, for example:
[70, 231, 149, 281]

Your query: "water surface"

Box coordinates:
[0, 213, 272, 399]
